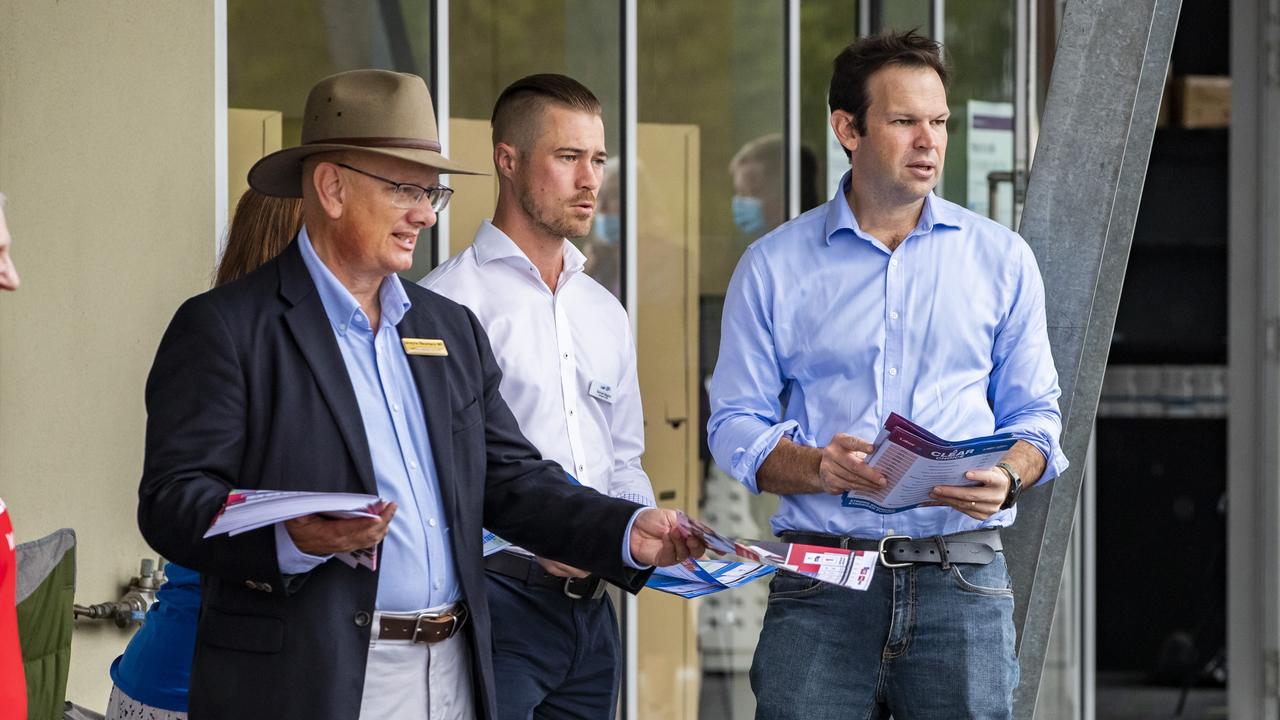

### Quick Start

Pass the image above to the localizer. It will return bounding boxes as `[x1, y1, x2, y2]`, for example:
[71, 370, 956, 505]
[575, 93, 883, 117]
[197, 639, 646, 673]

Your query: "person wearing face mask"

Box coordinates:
[729, 135, 821, 240]
[583, 161, 622, 297]
[0, 193, 25, 720]
[729, 135, 785, 239]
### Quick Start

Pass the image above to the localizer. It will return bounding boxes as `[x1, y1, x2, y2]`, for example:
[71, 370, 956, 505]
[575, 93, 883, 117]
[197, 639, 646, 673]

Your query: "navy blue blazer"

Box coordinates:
[137, 240, 648, 719]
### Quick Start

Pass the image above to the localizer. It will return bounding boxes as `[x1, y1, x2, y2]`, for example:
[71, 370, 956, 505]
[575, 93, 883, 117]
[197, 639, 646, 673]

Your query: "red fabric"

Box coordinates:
[0, 500, 26, 720]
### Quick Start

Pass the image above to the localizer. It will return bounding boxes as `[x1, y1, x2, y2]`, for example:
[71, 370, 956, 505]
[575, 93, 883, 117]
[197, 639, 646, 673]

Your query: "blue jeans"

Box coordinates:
[750, 553, 1018, 720]
[486, 573, 620, 720]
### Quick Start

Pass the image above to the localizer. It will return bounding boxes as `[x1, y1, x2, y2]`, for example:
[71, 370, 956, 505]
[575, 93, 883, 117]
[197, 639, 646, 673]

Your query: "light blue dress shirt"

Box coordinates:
[708, 172, 1068, 539]
[274, 227, 459, 612]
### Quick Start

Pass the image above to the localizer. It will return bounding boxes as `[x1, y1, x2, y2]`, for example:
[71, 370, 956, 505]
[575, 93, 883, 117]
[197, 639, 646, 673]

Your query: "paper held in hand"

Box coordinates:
[841, 413, 1017, 514]
[204, 489, 387, 571]
[646, 558, 775, 598]
[675, 512, 878, 592]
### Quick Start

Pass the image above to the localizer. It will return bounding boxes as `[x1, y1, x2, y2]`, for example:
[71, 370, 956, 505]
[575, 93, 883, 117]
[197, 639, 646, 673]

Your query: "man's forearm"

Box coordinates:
[1000, 439, 1047, 487]
[755, 437, 823, 495]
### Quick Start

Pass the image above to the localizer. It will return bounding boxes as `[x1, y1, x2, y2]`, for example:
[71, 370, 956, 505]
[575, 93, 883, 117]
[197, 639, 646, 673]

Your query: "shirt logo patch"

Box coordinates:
[402, 338, 448, 356]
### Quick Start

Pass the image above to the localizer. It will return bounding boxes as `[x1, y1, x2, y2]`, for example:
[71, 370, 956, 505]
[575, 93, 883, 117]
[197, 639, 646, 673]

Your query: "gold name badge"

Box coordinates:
[401, 338, 448, 356]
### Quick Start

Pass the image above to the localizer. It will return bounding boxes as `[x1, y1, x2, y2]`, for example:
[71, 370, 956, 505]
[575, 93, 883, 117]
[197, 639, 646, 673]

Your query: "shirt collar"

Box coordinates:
[297, 225, 412, 337]
[823, 170, 964, 247]
[472, 219, 587, 276]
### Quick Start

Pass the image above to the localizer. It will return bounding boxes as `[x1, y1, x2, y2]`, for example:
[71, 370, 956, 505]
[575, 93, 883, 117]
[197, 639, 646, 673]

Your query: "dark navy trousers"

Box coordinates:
[486, 572, 620, 720]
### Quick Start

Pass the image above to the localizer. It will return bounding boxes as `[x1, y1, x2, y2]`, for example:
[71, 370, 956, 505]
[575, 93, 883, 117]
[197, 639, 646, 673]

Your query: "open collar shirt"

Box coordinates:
[275, 226, 460, 612]
[423, 220, 654, 509]
[708, 172, 1068, 539]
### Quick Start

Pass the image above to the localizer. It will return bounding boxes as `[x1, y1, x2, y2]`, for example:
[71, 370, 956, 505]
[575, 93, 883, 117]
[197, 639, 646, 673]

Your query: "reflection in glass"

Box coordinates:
[874, 0, 933, 35]
[449, 0, 622, 293]
[638, 3, 784, 718]
[229, 1, 432, 145]
[801, 1, 861, 202]
[941, 0, 1017, 227]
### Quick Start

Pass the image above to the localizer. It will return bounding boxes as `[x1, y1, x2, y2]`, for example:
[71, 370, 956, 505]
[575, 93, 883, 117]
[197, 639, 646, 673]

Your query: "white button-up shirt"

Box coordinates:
[423, 220, 655, 513]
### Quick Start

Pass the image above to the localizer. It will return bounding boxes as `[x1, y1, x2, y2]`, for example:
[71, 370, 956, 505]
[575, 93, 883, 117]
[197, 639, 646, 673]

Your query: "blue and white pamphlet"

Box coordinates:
[841, 413, 1017, 514]
[646, 558, 774, 598]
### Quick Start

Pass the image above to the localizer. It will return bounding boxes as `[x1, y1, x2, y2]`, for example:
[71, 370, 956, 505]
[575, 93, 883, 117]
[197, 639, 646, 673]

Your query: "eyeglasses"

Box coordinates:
[336, 163, 454, 212]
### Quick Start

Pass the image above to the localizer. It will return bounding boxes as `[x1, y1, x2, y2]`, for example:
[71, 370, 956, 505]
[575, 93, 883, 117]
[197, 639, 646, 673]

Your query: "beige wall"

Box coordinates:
[0, 1, 219, 709]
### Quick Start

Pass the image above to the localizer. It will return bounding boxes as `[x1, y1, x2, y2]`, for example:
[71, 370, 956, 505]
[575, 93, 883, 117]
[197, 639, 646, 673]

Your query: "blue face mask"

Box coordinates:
[732, 195, 766, 236]
[593, 213, 621, 245]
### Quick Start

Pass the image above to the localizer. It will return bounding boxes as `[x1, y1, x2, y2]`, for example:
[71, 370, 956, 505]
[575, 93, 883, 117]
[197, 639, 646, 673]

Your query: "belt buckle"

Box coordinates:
[411, 608, 458, 644]
[877, 534, 913, 568]
[563, 577, 605, 600]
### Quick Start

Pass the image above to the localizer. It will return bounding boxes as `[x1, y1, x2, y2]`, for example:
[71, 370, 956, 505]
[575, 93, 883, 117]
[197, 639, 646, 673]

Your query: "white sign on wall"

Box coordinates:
[966, 100, 1015, 228]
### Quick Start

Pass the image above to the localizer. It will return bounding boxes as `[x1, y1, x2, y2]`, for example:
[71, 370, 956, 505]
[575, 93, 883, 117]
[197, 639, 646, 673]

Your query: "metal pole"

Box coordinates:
[1005, 0, 1181, 715]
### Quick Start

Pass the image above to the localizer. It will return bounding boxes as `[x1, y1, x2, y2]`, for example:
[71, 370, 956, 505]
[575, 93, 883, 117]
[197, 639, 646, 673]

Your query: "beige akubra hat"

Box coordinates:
[249, 69, 483, 197]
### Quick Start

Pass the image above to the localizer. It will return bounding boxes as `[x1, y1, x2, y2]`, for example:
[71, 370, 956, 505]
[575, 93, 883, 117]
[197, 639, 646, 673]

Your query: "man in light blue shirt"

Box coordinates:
[708, 31, 1066, 719]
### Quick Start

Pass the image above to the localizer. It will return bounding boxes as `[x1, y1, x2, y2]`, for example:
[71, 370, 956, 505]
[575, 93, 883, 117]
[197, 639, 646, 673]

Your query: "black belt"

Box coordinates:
[484, 551, 607, 600]
[780, 529, 1002, 568]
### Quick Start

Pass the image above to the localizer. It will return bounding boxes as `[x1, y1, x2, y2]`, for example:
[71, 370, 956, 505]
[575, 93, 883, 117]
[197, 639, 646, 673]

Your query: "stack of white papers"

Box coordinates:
[841, 413, 1016, 513]
[646, 558, 774, 598]
[204, 489, 387, 570]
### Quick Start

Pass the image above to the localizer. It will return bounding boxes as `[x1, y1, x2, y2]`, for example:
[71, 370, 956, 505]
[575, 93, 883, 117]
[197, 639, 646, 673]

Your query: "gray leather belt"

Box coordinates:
[377, 603, 468, 643]
[484, 550, 606, 600]
[780, 528, 1002, 568]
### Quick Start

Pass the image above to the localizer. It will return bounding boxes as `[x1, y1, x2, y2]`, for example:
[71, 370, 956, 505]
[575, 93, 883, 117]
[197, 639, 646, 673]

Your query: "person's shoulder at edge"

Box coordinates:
[418, 241, 479, 293]
[404, 273, 482, 324]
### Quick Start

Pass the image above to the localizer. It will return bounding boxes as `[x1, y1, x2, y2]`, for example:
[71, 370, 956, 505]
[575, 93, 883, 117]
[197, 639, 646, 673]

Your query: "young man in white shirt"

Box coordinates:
[423, 74, 653, 720]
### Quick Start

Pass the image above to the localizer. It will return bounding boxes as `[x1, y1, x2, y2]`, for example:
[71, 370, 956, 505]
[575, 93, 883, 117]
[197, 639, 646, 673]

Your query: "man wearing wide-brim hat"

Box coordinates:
[137, 69, 704, 720]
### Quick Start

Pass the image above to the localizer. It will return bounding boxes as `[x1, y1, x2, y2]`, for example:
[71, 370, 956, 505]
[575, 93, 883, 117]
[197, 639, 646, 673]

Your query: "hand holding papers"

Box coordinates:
[840, 413, 1016, 514]
[204, 489, 390, 570]
[673, 513, 878, 592]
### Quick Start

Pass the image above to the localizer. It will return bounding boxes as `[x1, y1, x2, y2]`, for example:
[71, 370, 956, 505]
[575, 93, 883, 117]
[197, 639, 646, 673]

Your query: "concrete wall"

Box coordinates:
[0, 1, 219, 708]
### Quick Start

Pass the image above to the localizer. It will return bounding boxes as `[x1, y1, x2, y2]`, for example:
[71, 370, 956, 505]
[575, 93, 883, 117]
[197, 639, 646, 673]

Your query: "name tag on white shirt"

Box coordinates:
[588, 380, 615, 404]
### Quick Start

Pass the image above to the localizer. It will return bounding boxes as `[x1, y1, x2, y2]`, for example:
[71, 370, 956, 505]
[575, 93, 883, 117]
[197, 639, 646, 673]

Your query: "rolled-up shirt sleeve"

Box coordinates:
[989, 244, 1070, 483]
[707, 247, 801, 494]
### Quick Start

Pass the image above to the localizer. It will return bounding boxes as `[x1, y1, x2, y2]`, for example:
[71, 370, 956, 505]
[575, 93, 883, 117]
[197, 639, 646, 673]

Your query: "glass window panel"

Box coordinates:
[636, 3, 784, 718]
[448, 0, 622, 297]
[876, 0, 932, 34]
[800, 1, 861, 205]
[941, 0, 1017, 227]
[228, 0, 434, 280]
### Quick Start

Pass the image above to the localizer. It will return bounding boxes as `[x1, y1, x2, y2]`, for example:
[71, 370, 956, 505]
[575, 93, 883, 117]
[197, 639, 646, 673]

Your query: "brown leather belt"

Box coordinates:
[376, 603, 469, 643]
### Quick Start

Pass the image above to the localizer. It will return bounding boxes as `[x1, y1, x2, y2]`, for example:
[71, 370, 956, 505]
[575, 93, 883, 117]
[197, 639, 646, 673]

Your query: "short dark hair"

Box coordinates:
[491, 74, 602, 150]
[828, 30, 948, 148]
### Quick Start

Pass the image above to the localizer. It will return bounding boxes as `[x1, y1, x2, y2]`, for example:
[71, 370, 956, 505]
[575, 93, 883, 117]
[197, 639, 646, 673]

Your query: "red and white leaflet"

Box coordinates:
[779, 543, 876, 591]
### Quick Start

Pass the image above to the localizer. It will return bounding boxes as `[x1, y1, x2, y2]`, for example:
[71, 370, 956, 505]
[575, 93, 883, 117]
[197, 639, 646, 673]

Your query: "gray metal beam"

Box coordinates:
[1005, 0, 1181, 716]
